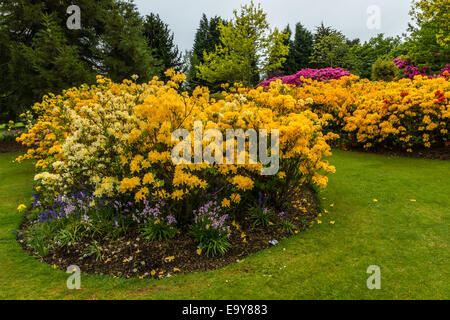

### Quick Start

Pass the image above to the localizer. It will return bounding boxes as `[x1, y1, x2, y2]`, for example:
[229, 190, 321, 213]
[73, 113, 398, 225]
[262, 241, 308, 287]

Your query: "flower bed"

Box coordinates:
[17, 187, 318, 279]
[16, 70, 336, 278]
[277, 75, 449, 152]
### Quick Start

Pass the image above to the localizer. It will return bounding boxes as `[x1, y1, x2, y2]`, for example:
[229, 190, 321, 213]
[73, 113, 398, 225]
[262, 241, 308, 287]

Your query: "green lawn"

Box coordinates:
[0, 122, 25, 132]
[0, 150, 449, 300]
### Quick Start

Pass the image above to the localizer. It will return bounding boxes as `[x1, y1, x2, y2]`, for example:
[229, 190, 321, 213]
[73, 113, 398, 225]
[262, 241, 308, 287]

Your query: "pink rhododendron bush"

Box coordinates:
[394, 58, 450, 80]
[258, 68, 352, 87]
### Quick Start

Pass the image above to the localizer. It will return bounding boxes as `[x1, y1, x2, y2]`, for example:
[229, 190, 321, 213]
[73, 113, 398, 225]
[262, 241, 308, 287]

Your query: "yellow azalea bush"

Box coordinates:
[17, 70, 335, 226]
[281, 75, 449, 151]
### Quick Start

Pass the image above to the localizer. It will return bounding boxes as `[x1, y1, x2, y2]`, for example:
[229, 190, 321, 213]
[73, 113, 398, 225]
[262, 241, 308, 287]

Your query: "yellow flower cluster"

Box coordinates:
[16, 70, 335, 208]
[230, 175, 254, 191]
[282, 75, 449, 150]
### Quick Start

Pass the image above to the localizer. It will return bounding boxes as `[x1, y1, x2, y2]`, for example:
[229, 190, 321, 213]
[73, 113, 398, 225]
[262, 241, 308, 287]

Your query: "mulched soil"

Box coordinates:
[0, 140, 27, 153]
[340, 145, 450, 160]
[18, 187, 320, 280]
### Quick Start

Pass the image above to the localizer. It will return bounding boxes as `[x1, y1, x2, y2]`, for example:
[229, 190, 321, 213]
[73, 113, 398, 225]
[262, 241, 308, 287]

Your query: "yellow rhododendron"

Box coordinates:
[16, 70, 337, 211]
[279, 75, 449, 151]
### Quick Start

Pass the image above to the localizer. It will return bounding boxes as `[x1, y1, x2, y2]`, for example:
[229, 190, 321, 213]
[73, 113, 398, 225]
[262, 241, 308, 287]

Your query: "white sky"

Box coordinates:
[133, 0, 413, 52]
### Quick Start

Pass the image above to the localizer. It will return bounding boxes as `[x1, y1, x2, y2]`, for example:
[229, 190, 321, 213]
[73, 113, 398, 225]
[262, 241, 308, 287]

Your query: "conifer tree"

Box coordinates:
[0, 0, 159, 121]
[101, 1, 160, 83]
[282, 23, 314, 74]
[142, 13, 183, 75]
[187, 14, 224, 91]
[310, 30, 354, 69]
[314, 22, 334, 43]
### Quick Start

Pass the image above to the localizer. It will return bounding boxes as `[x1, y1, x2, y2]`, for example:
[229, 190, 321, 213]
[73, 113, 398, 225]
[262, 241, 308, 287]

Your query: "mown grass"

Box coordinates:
[0, 150, 448, 299]
[0, 122, 25, 132]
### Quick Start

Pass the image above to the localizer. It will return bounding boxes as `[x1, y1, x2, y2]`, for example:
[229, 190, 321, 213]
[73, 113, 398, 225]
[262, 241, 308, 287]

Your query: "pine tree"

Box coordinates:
[282, 23, 314, 74]
[187, 14, 224, 91]
[12, 14, 93, 102]
[314, 22, 334, 43]
[0, 4, 95, 120]
[142, 13, 183, 76]
[0, 0, 160, 121]
[310, 30, 354, 69]
[101, 1, 160, 83]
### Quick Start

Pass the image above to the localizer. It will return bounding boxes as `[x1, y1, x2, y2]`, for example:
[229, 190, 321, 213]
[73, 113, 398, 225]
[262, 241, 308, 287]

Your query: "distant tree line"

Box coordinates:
[1, 0, 448, 121]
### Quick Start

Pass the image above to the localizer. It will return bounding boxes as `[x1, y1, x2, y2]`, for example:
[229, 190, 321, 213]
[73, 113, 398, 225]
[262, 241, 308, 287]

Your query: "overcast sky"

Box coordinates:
[134, 0, 413, 52]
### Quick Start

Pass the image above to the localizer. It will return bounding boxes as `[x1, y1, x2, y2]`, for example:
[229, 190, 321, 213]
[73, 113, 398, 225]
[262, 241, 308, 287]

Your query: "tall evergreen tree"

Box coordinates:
[142, 13, 183, 76]
[282, 22, 314, 74]
[310, 30, 354, 69]
[313, 22, 334, 43]
[0, 0, 159, 121]
[347, 38, 361, 47]
[187, 14, 224, 91]
[102, 1, 160, 82]
[9, 14, 92, 105]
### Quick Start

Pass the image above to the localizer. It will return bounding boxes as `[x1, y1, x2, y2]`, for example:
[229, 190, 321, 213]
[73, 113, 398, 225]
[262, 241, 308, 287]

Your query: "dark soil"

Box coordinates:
[18, 187, 320, 280]
[340, 145, 450, 160]
[0, 140, 27, 153]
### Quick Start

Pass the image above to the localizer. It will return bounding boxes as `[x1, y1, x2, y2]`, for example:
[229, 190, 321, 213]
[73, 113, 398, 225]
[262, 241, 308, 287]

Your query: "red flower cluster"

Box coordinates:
[434, 90, 446, 104]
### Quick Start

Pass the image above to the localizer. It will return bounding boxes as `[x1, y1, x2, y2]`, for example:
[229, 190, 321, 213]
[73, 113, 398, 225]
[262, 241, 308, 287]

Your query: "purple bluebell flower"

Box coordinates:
[278, 211, 288, 220]
[193, 201, 229, 234]
[167, 215, 177, 225]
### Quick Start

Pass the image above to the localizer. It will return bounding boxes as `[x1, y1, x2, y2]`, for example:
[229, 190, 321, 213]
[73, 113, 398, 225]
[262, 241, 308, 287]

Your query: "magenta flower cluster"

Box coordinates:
[257, 68, 352, 87]
[394, 59, 450, 80]
[393, 58, 433, 79]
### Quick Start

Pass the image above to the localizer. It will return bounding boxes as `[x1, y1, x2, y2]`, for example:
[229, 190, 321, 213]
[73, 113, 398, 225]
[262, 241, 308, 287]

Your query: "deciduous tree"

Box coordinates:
[197, 1, 289, 87]
[310, 31, 354, 69]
